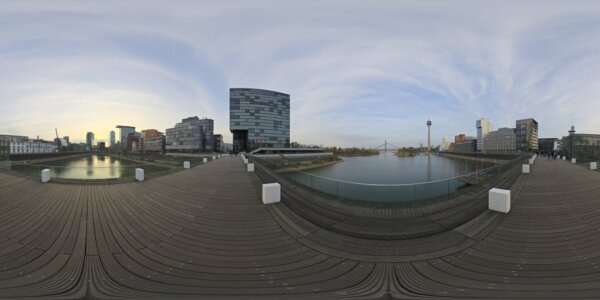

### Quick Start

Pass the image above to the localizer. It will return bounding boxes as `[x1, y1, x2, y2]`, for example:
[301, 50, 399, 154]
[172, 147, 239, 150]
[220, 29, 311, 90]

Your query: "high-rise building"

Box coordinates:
[109, 131, 115, 147]
[116, 125, 136, 151]
[440, 136, 451, 151]
[166, 117, 214, 153]
[230, 88, 290, 153]
[86, 132, 95, 151]
[516, 118, 538, 152]
[483, 128, 516, 153]
[476, 118, 493, 152]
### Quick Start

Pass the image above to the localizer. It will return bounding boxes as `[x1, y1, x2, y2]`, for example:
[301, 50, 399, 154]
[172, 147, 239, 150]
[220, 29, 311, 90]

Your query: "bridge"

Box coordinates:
[1, 156, 600, 298]
[372, 140, 399, 152]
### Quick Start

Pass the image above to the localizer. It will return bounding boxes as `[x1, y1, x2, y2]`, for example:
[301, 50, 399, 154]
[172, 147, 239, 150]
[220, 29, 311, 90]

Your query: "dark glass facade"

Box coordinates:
[0, 136, 9, 161]
[230, 88, 290, 153]
[562, 134, 600, 161]
[166, 117, 214, 153]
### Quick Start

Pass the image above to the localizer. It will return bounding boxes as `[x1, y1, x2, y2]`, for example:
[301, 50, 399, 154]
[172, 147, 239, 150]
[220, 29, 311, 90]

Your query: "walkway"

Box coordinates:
[0, 157, 599, 298]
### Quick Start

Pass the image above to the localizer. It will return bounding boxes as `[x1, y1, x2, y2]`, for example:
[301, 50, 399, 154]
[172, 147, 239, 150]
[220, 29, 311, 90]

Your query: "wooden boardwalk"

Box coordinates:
[1, 157, 600, 298]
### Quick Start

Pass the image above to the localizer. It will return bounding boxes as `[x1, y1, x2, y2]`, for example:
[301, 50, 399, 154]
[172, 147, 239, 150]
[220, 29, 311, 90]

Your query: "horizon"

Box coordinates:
[2, 1, 600, 147]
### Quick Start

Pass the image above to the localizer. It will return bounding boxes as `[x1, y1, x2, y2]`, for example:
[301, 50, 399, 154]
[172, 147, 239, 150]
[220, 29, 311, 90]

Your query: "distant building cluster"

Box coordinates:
[0, 87, 293, 156]
[443, 117, 539, 154]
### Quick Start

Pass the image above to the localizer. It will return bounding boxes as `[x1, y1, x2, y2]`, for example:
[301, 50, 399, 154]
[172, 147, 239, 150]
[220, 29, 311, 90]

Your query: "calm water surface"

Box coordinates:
[305, 153, 492, 184]
[11, 155, 172, 179]
[286, 153, 495, 203]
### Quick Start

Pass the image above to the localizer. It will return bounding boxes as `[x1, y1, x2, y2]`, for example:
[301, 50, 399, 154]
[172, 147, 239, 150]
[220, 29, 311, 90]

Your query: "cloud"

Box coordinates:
[1, 1, 600, 146]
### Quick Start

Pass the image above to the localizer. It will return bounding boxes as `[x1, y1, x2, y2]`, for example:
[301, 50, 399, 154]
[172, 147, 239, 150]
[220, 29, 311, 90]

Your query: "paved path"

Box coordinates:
[0, 157, 600, 298]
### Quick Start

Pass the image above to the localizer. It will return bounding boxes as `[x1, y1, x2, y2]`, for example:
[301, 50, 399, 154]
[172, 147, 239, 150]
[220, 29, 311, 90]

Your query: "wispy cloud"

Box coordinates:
[1, 1, 600, 145]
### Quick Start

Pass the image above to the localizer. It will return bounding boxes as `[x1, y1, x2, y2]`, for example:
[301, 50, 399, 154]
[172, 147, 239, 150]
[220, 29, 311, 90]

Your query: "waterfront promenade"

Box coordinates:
[1, 157, 600, 298]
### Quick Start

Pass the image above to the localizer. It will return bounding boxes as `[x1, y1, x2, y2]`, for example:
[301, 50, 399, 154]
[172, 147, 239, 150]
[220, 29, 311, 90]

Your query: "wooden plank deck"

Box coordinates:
[0, 156, 599, 298]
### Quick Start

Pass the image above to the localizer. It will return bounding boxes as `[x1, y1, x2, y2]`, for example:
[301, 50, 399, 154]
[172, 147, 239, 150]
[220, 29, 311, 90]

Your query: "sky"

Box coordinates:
[1, 0, 600, 147]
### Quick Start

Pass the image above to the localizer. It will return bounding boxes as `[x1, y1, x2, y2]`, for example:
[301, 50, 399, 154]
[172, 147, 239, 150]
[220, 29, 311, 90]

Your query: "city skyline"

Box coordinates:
[2, 1, 600, 147]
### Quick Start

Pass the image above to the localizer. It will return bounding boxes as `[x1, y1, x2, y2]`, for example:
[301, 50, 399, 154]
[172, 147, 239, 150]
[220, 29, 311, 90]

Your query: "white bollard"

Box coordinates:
[243, 158, 248, 164]
[562, 156, 566, 160]
[572, 158, 576, 164]
[528, 158, 534, 165]
[489, 188, 511, 213]
[591, 162, 597, 170]
[522, 164, 530, 174]
[203, 158, 208, 163]
[247, 163, 254, 172]
[41, 169, 50, 183]
[135, 168, 144, 182]
[212, 156, 215, 160]
[262, 183, 281, 204]
[184, 161, 190, 169]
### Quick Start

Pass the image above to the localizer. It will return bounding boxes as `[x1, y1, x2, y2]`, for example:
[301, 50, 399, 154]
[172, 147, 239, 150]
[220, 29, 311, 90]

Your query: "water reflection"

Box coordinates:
[12, 155, 171, 180]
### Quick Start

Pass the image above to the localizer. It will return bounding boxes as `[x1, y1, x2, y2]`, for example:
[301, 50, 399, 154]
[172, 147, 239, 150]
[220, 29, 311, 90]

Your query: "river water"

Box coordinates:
[286, 153, 495, 203]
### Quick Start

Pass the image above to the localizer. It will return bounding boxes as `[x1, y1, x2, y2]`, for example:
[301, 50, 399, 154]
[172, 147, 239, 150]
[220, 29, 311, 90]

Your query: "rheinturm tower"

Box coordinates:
[427, 119, 432, 153]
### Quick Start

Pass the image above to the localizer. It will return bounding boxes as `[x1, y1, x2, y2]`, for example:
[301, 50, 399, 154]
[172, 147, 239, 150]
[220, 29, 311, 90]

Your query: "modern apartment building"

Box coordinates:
[483, 128, 517, 153]
[230, 88, 290, 153]
[0, 136, 9, 161]
[213, 134, 224, 153]
[476, 118, 493, 152]
[516, 118, 539, 152]
[166, 117, 214, 153]
[140, 129, 165, 153]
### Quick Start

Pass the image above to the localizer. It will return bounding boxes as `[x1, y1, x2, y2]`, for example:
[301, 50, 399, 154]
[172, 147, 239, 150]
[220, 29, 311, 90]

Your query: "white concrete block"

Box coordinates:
[591, 162, 597, 170]
[262, 183, 281, 204]
[243, 158, 248, 164]
[562, 156, 566, 160]
[41, 169, 50, 183]
[489, 188, 510, 213]
[247, 163, 255, 172]
[528, 158, 534, 165]
[212, 156, 216, 160]
[135, 168, 144, 182]
[572, 158, 577, 164]
[203, 158, 208, 163]
[183, 161, 190, 169]
[522, 164, 530, 174]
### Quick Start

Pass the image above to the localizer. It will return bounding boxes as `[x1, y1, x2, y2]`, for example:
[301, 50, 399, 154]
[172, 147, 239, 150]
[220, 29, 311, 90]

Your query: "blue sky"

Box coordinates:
[1, 0, 600, 147]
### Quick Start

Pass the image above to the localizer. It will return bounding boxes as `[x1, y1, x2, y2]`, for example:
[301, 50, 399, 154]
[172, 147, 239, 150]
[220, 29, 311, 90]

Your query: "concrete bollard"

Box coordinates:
[184, 161, 190, 169]
[212, 156, 216, 160]
[247, 163, 254, 172]
[522, 164, 530, 174]
[562, 156, 566, 160]
[489, 188, 511, 213]
[41, 169, 51, 183]
[529, 158, 534, 165]
[203, 158, 208, 163]
[572, 158, 576, 164]
[591, 162, 597, 170]
[262, 183, 281, 204]
[135, 168, 144, 182]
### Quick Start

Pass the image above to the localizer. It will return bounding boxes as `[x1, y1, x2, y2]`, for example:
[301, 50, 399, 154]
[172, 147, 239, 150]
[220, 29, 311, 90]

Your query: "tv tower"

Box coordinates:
[427, 119, 432, 154]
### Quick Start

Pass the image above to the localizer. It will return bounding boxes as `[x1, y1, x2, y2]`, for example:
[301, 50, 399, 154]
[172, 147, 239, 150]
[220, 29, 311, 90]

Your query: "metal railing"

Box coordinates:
[269, 154, 528, 203]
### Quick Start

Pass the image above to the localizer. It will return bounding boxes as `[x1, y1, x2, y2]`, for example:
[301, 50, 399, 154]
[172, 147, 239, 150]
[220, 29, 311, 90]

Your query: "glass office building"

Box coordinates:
[166, 117, 214, 153]
[230, 88, 290, 153]
[0, 136, 9, 161]
[561, 127, 600, 161]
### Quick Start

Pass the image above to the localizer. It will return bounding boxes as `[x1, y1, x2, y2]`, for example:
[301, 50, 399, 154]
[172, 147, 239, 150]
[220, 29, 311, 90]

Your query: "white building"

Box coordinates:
[6, 136, 57, 154]
[440, 136, 451, 151]
[476, 118, 494, 152]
